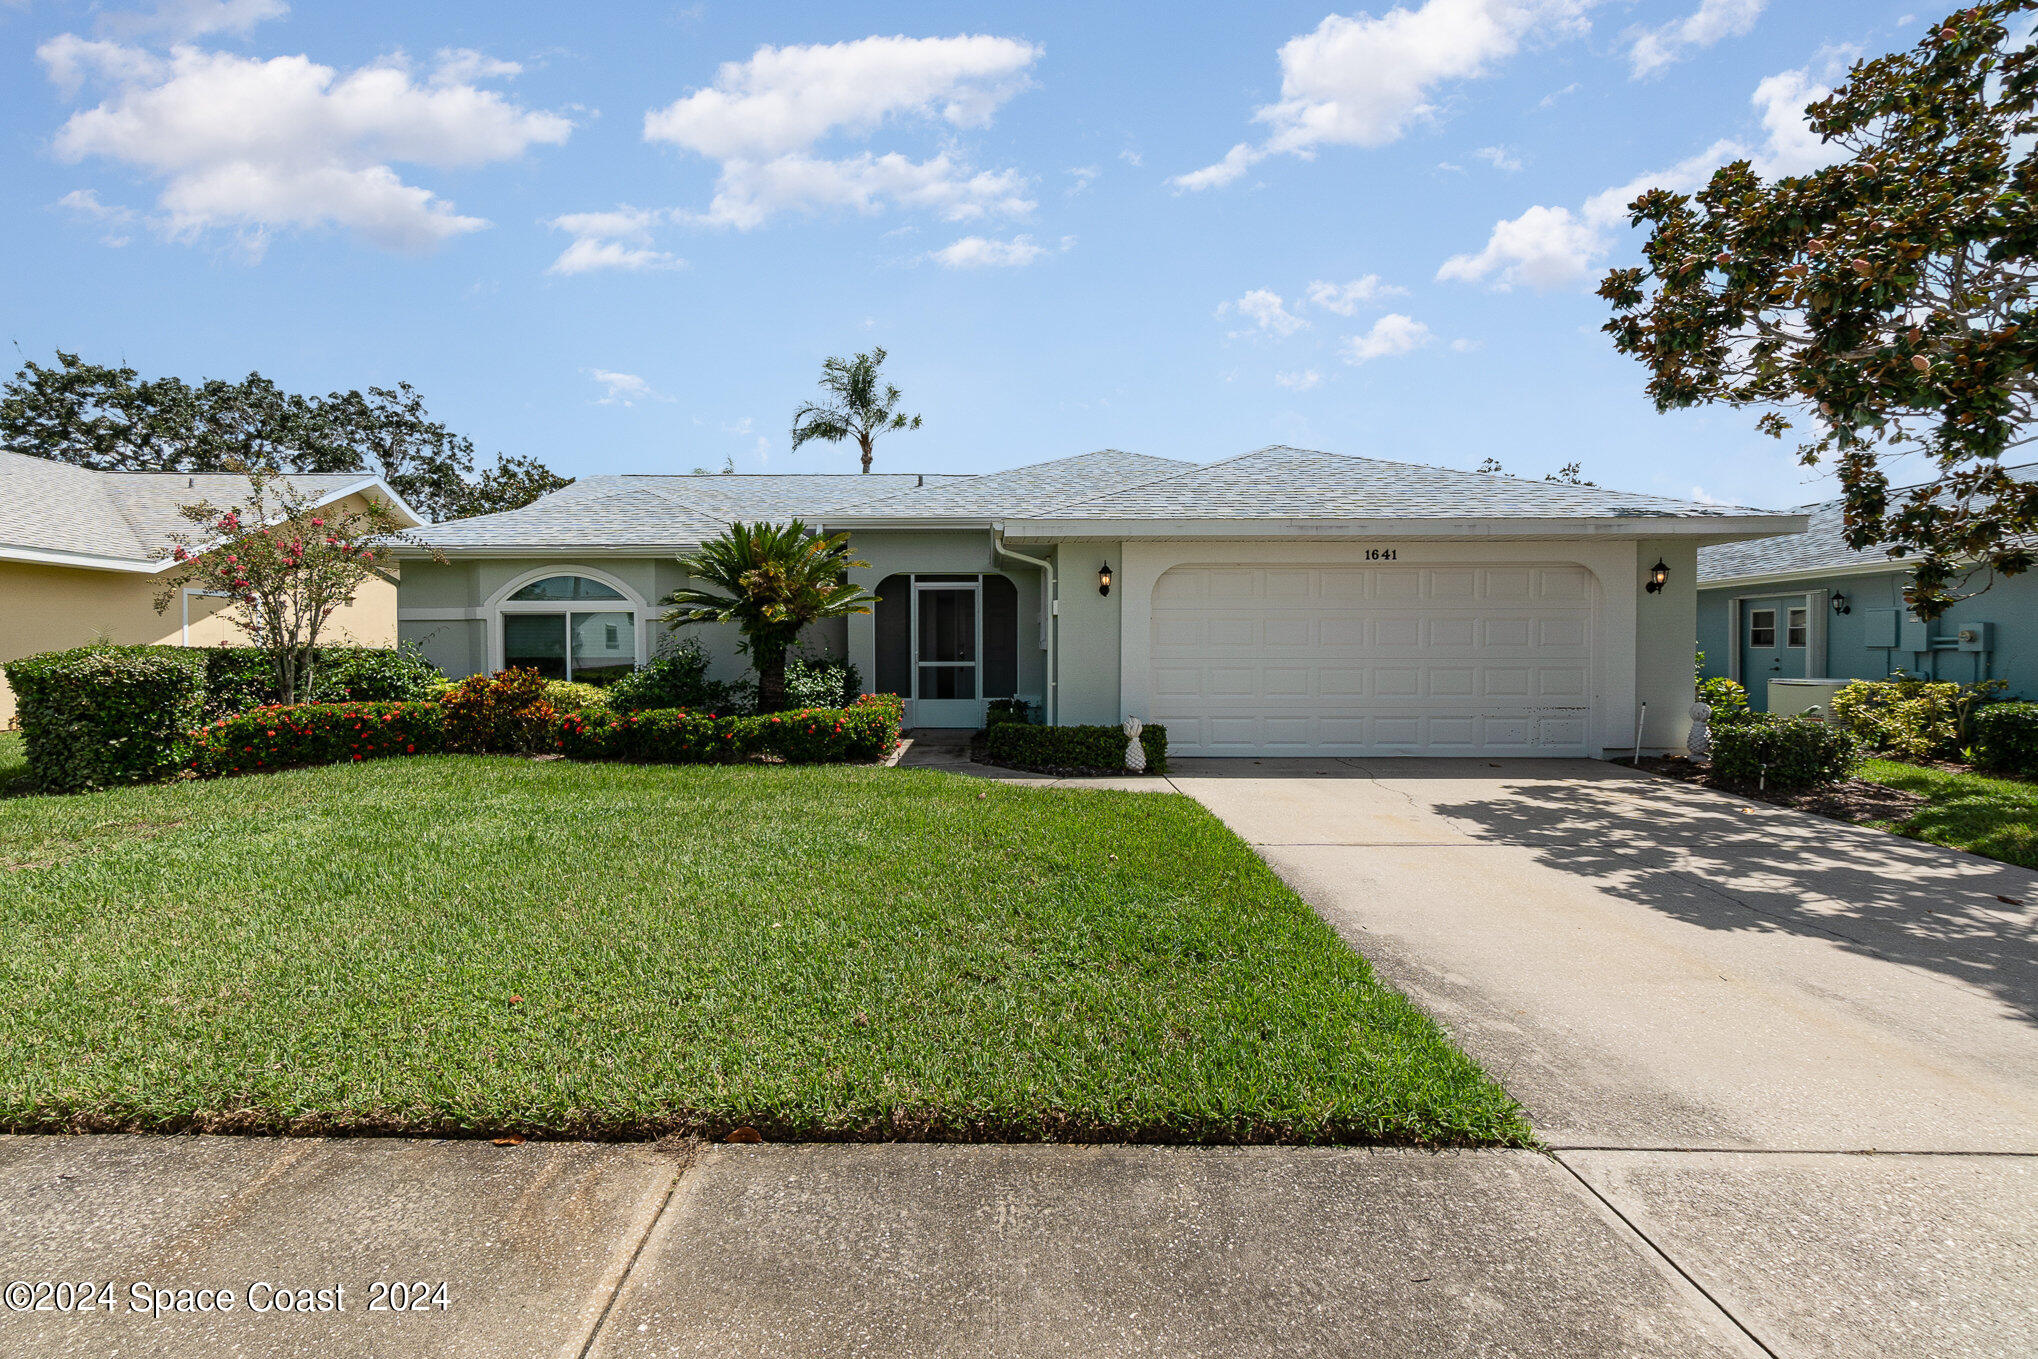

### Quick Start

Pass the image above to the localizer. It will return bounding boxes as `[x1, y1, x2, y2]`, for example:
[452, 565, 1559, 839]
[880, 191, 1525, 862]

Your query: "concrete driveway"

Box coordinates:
[1172, 756, 2038, 1356]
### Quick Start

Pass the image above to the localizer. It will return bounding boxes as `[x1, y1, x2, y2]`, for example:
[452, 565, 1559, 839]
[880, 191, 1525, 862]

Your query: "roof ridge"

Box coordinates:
[824, 449, 1195, 518]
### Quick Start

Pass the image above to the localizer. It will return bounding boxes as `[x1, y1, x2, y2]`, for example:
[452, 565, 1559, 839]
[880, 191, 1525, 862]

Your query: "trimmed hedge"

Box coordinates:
[982, 722, 1168, 775]
[3, 645, 206, 791]
[1710, 713, 1861, 790]
[441, 668, 557, 754]
[196, 643, 444, 718]
[554, 692, 905, 766]
[190, 702, 446, 777]
[1972, 701, 2038, 774]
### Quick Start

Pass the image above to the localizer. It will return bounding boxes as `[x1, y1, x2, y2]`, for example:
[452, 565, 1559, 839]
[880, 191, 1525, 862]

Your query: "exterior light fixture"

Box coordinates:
[1645, 559, 1669, 594]
[1098, 562, 1113, 597]
[1831, 592, 1851, 615]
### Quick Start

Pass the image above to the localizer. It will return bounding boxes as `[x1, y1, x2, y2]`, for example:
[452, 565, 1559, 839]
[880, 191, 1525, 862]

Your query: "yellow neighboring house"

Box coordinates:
[0, 450, 423, 724]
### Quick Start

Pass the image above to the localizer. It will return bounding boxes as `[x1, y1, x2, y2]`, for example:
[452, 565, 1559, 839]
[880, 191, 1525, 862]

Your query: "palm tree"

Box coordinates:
[788, 347, 922, 474]
[663, 521, 877, 712]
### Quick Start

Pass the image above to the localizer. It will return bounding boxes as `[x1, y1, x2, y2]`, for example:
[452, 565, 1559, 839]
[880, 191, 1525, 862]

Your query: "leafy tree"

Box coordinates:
[1475, 458, 1596, 484]
[154, 464, 435, 704]
[662, 521, 876, 712]
[0, 351, 570, 522]
[1601, 2, 2037, 618]
[788, 347, 922, 474]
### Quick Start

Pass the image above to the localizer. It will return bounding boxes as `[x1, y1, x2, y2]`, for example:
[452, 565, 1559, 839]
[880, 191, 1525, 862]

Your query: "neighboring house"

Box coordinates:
[390, 446, 1799, 757]
[0, 450, 421, 723]
[1698, 468, 2038, 710]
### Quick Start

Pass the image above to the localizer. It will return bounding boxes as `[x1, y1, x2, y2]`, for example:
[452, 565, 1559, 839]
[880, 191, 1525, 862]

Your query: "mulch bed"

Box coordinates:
[1634, 755, 1927, 824]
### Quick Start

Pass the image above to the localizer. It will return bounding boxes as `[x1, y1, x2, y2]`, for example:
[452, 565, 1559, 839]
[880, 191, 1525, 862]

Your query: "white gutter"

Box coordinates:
[992, 529, 1057, 726]
[997, 514, 1809, 541]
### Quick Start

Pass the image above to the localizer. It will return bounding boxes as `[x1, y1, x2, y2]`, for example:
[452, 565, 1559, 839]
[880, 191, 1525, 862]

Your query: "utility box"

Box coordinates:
[1899, 617, 1932, 653]
[1957, 622, 1994, 652]
[1863, 608, 1900, 649]
[1769, 677, 1851, 720]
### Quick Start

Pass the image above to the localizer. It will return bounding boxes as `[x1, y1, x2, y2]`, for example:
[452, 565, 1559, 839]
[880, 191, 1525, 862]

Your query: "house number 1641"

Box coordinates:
[1364, 548, 1398, 561]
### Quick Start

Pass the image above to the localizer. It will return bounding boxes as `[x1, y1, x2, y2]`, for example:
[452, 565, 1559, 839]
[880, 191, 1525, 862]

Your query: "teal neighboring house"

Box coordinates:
[1697, 468, 2038, 711]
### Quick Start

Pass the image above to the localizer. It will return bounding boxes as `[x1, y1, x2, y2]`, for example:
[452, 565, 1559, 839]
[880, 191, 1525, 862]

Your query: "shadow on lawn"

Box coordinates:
[1422, 767, 2038, 1028]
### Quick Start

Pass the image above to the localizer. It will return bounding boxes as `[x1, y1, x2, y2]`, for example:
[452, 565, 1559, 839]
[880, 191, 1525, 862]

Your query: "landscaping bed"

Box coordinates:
[0, 757, 1527, 1147]
[1638, 753, 2038, 870]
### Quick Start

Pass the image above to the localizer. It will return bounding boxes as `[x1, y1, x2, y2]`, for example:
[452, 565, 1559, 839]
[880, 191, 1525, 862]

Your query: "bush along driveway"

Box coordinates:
[0, 756, 1527, 1146]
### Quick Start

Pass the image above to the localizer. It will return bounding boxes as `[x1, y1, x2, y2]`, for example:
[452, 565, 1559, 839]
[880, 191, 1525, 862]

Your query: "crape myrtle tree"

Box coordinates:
[154, 464, 436, 704]
[788, 347, 922, 474]
[663, 521, 877, 712]
[0, 352, 571, 521]
[1600, 1, 2038, 617]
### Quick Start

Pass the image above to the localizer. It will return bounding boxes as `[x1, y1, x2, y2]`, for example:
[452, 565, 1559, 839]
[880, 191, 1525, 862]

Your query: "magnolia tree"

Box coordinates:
[154, 464, 431, 703]
[1601, 2, 2037, 617]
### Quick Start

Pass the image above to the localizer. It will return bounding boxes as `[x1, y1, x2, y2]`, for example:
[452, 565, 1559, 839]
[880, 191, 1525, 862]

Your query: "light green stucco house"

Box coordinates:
[387, 447, 1803, 757]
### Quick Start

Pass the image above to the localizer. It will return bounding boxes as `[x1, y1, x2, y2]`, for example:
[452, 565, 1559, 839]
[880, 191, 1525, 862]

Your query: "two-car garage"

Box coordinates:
[1147, 563, 1597, 757]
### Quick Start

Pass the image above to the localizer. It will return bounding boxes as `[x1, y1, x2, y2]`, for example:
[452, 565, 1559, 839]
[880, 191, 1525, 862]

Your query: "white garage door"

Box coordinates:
[1150, 564, 1595, 757]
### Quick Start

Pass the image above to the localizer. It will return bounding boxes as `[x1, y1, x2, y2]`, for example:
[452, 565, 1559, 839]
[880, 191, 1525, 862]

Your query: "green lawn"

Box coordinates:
[1859, 757, 2038, 869]
[0, 755, 1527, 1146]
[0, 731, 25, 796]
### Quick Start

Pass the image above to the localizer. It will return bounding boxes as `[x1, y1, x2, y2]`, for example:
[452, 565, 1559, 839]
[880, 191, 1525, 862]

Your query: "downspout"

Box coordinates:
[992, 528, 1056, 726]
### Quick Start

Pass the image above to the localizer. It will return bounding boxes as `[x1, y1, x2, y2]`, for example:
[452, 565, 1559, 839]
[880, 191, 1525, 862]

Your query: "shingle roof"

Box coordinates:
[1024, 446, 1778, 520]
[418, 471, 964, 549]
[828, 450, 1197, 519]
[1695, 461, 2038, 583]
[0, 450, 376, 565]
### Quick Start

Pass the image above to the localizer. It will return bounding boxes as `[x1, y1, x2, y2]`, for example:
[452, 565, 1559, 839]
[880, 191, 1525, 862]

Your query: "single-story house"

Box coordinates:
[391, 446, 1800, 757]
[0, 450, 419, 722]
[1698, 468, 2038, 710]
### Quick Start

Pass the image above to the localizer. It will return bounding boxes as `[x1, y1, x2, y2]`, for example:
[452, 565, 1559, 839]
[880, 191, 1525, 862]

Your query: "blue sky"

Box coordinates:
[0, 0, 1935, 511]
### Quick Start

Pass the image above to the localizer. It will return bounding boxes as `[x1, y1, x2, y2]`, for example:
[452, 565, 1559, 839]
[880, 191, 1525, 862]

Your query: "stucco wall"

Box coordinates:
[0, 558, 398, 723]
[1632, 538, 1699, 751]
[1699, 566, 2038, 698]
[1050, 541, 1123, 726]
[842, 531, 1046, 707]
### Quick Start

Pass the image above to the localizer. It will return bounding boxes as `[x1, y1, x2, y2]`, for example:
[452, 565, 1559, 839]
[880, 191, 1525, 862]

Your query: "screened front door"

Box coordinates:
[913, 583, 982, 727]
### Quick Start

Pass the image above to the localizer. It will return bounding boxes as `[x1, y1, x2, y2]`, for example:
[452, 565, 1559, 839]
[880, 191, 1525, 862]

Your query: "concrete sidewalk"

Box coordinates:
[0, 1135, 1763, 1358]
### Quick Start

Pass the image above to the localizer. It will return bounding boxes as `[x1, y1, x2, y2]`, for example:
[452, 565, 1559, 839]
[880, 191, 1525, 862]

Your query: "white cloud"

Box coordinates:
[1629, 0, 1765, 78]
[1341, 313, 1433, 363]
[1439, 57, 1847, 291]
[1065, 164, 1100, 196]
[932, 233, 1047, 267]
[643, 34, 1041, 228]
[1305, 275, 1405, 315]
[1450, 337, 1484, 352]
[56, 187, 139, 245]
[545, 205, 684, 274]
[1474, 144, 1524, 172]
[431, 48, 524, 86]
[587, 369, 667, 406]
[40, 40, 571, 255]
[1537, 80, 1580, 108]
[97, 0, 287, 42]
[1219, 288, 1308, 337]
[1275, 368, 1322, 390]
[1173, 0, 1594, 190]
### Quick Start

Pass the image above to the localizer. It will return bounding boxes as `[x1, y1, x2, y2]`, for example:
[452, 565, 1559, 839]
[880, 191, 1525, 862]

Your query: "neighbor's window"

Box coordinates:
[1787, 606, 1808, 648]
[1749, 608, 1777, 648]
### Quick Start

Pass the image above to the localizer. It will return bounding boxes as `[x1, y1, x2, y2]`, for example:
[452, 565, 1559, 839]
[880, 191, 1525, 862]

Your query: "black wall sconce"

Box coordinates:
[1098, 562, 1113, 597]
[1645, 559, 1669, 594]
[1831, 592, 1851, 615]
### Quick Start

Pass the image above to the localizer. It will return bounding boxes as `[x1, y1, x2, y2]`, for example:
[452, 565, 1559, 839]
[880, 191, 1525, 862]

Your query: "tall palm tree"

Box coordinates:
[788, 347, 922, 474]
[664, 521, 877, 712]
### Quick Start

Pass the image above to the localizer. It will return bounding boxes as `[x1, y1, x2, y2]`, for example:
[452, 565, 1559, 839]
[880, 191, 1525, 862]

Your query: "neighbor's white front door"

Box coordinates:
[909, 582, 984, 728]
[1149, 563, 1596, 756]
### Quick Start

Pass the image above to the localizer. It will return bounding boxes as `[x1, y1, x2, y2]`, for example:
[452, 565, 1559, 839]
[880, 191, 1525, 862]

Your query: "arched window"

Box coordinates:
[494, 571, 640, 682]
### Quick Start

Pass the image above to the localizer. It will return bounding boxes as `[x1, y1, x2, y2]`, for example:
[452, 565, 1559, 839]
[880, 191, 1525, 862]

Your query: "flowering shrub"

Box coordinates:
[552, 693, 903, 766]
[440, 668, 557, 754]
[189, 702, 445, 777]
[3, 644, 206, 791]
[1827, 675, 2005, 761]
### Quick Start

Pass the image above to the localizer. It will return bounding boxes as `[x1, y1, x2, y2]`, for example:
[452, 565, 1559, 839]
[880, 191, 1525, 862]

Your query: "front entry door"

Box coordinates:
[911, 583, 983, 727]
[1742, 596, 1807, 711]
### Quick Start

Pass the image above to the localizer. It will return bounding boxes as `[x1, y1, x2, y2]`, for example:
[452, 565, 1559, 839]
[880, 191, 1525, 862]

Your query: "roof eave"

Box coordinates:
[997, 514, 1810, 540]
[1697, 557, 1918, 590]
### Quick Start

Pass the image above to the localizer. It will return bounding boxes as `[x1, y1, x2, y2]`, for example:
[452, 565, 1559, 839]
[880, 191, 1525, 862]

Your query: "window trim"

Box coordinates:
[1749, 607, 1778, 649]
[484, 566, 650, 677]
[1786, 605, 1808, 649]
